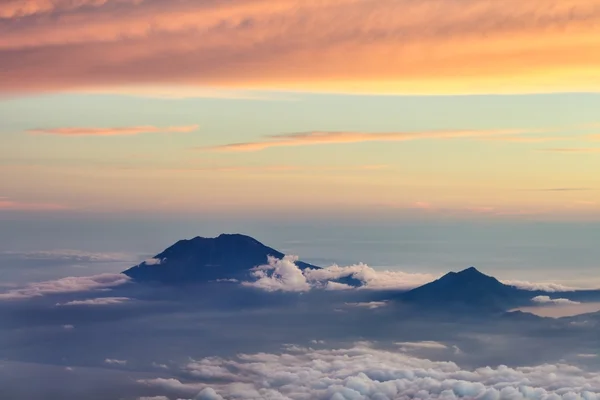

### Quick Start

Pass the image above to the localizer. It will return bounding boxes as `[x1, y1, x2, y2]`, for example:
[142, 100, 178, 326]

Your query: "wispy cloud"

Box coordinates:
[529, 188, 594, 192]
[208, 129, 534, 152]
[57, 297, 131, 306]
[27, 125, 199, 136]
[480, 136, 571, 143]
[3, 0, 600, 95]
[0, 197, 69, 211]
[541, 148, 600, 153]
[0, 273, 130, 300]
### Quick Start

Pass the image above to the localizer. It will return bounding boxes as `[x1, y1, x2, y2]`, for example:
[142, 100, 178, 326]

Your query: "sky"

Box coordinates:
[1, 0, 600, 221]
[1, 0, 600, 287]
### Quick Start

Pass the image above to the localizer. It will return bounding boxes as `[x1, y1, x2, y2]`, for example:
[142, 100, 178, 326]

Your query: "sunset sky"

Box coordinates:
[1, 0, 600, 220]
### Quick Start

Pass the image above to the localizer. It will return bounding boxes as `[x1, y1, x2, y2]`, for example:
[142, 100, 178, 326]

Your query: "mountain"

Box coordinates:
[123, 233, 320, 284]
[399, 267, 528, 312]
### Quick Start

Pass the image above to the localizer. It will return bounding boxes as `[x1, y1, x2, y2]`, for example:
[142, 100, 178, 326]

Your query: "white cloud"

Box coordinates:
[395, 341, 448, 350]
[140, 343, 600, 399]
[138, 397, 170, 400]
[196, 388, 225, 400]
[144, 258, 164, 266]
[531, 296, 581, 305]
[56, 297, 131, 306]
[152, 362, 169, 370]
[345, 301, 389, 309]
[241, 256, 435, 293]
[104, 358, 127, 366]
[62, 324, 75, 330]
[577, 354, 598, 359]
[503, 280, 580, 292]
[0, 273, 130, 300]
[241, 255, 311, 292]
[304, 263, 436, 291]
[326, 281, 354, 291]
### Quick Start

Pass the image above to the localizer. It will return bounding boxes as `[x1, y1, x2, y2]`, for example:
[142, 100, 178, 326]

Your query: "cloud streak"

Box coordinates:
[3, 0, 600, 95]
[208, 129, 534, 152]
[0, 197, 69, 211]
[57, 297, 131, 306]
[27, 125, 199, 136]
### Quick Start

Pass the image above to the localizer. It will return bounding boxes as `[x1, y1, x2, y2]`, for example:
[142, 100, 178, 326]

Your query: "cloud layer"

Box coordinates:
[2, 0, 600, 95]
[140, 342, 600, 399]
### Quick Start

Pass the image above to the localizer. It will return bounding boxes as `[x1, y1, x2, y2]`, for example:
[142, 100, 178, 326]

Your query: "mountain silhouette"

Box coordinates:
[123, 233, 320, 284]
[399, 267, 527, 312]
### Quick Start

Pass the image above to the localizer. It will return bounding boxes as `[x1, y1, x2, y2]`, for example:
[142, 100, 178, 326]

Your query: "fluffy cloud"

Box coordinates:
[2, 0, 600, 95]
[56, 297, 131, 306]
[140, 342, 600, 399]
[0, 273, 130, 300]
[531, 296, 581, 305]
[242, 255, 312, 292]
[304, 263, 435, 291]
[241, 256, 435, 293]
[144, 258, 164, 266]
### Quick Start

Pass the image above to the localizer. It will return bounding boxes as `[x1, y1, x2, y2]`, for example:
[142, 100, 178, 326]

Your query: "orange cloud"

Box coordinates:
[0, 0, 144, 18]
[27, 125, 199, 136]
[207, 129, 536, 152]
[480, 136, 571, 143]
[0, 197, 69, 211]
[1, 0, 600, 95]
[541, 148, 600, 153]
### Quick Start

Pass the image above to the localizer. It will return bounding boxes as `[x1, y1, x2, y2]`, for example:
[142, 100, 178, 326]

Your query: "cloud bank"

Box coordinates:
[2, 0, 600, 95]
[241, 256, 435, 292]
[140, 342, 600, 399]
[0, 273, 130, 300]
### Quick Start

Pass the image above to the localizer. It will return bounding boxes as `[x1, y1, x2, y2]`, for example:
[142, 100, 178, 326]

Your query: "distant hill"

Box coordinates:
[398, 267, 531, 312]
[123, 233, 320, 284]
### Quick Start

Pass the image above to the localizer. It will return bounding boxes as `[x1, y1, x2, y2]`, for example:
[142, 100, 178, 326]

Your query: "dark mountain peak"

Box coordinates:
[123, 233, 319, 284]
[400, 266, 523, 312]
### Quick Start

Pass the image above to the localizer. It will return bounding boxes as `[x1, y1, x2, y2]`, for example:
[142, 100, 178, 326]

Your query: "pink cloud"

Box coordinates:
[207, 129, 534, 152]
[27, 125, 199, 136]
[0, 197, 69, 211]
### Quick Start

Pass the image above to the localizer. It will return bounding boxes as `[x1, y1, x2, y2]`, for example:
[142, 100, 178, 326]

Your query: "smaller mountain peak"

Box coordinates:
[460, 266, 482, 274]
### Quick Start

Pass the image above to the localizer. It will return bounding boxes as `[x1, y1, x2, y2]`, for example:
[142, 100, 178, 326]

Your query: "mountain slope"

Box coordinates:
[123, 233, 320, 283]
[399, 267, 527, 312]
